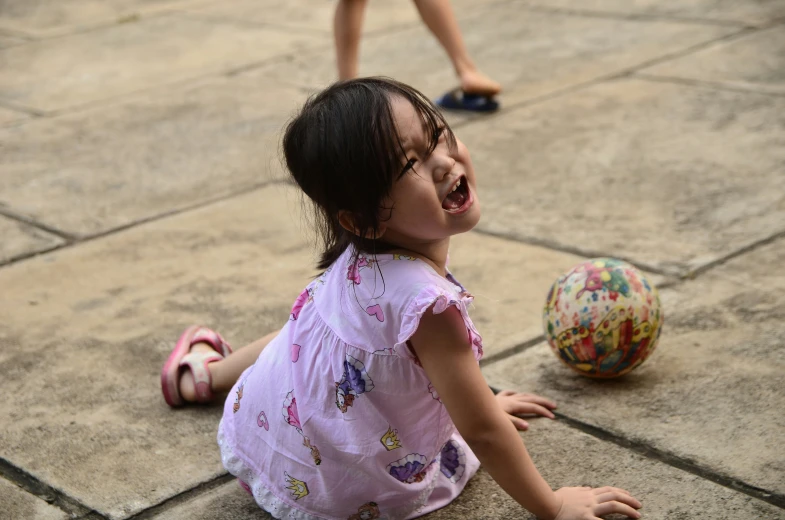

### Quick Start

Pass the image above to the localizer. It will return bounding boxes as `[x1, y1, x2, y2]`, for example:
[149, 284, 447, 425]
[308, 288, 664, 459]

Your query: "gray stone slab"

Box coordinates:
[444, 233, 602, 357]
[457, 77, 785, 276]
[0, 0, 215, 38]
[0, 14, 326, 113]
[150, 480, 267, 519]
[0, 215, 65, 264]
[484, 238, 785, 496]
[187, 0, 419, 34]
[643, 25, 785, 94]
[187, 0, 500, 34]
[253, 6, 732, 105]
[157, 421, 785, 519]
[0, 31, 28, 48]
[0, 105, 29, 125]
[427, 421, 785, 519]
[0, 478, 69, 520]
[0, 73, 307, 237]
[522, 0, 785, 25]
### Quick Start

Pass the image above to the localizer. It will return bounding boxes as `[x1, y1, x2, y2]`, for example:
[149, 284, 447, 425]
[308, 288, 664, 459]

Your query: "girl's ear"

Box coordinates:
[338, 211, 387, 239]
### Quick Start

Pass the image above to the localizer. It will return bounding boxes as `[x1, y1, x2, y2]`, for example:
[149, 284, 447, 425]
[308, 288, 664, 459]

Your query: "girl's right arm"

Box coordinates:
[410, 306, 642, 520]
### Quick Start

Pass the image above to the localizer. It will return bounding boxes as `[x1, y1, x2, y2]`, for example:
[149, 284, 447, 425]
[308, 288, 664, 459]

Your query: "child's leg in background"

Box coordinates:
[412, 0, 501, 96]
[179, 329, 279, 402]
[334, 0, 368, 80]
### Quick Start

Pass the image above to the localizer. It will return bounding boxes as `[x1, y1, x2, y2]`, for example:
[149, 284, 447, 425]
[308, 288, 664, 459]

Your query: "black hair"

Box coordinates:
[282, 77, 455, 270]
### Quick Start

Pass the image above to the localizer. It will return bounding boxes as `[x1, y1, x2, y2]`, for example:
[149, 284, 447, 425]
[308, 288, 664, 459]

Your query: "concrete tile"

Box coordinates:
[0, 185, 316, 519]
[0, 74, 307, 237]
[0, 0, 216, 38]
[187, 0, 500, 35]
[156, 421, 785, 519]
[483, 238, 785, 496]
[0, 478, 69, 520]
[522, 0, 785, 25]
[0, 14, 326, 113]
[253, 6, 733, 104]
[448, 234, 588, 356]
[457, 78, 785, 276]
[0, 215, 65, 264]
[187, 0, 419, 34]
[425, 421, 785, 519]
[0, 31, 29, 48]
[643, 25, 785, 94]
[149, 480, 268, 519]
[0, 106, 29, 125]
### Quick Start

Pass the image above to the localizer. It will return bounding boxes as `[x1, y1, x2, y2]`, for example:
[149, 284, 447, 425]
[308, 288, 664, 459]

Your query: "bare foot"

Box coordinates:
[459, 69, 502, 97]
[179, 342, 220, 402]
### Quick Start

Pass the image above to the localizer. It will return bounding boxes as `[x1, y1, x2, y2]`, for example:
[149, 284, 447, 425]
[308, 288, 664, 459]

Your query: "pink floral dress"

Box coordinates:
[218, 247, 484, 519]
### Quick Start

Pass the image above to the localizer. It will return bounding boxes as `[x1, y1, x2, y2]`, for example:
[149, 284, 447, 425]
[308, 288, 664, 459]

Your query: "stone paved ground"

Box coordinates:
[1, 0, 783, 518]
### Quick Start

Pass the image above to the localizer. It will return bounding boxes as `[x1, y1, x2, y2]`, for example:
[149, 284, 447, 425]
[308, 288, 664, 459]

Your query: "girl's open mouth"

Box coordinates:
[442, 175, 472, 213]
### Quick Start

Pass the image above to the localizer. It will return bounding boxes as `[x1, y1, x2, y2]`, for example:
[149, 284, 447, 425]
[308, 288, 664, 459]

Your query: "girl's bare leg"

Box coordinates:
[412, 0, 501, 96]
[334, 0, 368, 80]
[179, 329, 280, 401]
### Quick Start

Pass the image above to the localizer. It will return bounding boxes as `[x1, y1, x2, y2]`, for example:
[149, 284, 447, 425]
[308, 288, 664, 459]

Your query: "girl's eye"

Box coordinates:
[400, 158, 417, 176]
[427, 127, 446, 154]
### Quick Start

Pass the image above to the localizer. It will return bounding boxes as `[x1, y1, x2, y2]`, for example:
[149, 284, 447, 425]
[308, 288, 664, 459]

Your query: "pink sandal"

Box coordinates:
[161, 326, 232, 407]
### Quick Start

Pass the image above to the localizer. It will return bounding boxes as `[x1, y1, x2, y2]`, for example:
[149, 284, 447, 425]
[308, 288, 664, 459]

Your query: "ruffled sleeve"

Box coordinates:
[394, 285, 484, 363]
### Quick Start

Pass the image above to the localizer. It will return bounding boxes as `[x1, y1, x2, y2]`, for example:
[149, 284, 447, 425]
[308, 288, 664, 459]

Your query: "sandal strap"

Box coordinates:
[180, 351, 223, 403]
[190, 327, 232, 357]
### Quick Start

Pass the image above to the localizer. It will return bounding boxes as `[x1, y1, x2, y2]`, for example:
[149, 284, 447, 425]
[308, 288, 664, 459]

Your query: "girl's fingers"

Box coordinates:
[498, 389, 516, 396]
[510, 416, 529, 431]
[517, 394, 558, 409]
[593, 501, 642, 518]
[596, 491, 642, 509]
[593, 486, 634, 497]
[513, 403, 556, 419]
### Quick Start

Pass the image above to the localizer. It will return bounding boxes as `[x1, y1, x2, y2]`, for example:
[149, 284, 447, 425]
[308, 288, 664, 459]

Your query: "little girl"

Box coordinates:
[161, 77, 643, 520]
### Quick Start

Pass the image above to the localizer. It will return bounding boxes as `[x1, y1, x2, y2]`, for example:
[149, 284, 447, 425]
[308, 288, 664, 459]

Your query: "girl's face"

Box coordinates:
[379, 97, 481, 250]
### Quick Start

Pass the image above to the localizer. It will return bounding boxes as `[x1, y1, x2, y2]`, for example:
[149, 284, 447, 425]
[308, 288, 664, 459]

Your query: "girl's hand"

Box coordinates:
[553, 486, 642, 520]
[495, 389, 557, 431]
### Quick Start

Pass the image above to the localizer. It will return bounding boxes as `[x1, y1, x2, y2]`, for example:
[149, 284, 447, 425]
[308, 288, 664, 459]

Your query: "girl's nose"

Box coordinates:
[434, 155, 456, 181]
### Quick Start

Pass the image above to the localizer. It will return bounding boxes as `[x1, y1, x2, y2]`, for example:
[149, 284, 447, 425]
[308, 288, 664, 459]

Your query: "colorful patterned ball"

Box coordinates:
[543, 258, 662, 378]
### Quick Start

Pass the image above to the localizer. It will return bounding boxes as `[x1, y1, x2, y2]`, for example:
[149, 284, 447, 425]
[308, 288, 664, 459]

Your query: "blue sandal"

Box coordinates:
[435, 88, 499, 113]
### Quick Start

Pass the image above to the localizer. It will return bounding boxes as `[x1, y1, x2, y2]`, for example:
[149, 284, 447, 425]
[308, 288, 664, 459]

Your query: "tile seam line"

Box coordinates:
[469, 228, 676, 278]
[183, 0, 517, 36]
[0, 456, 104, 518]
[0, 1, 227, 43]
[179, 12, 332, 35]
[633, 72, 785, 98]
[686, 228, 785, 279]
[480, 335, 545, 367]
[124, 473, 235, 520]
[549, 414, 785, 510]
[209, 0, 516, 79]
[9, 46, 324, 119]
[0, 98, 46, 117]
[514, 4, 752, 28]
[451, 25, 754, 132]
[0, 179, 287, 270]
[0, 206, 75, 240]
